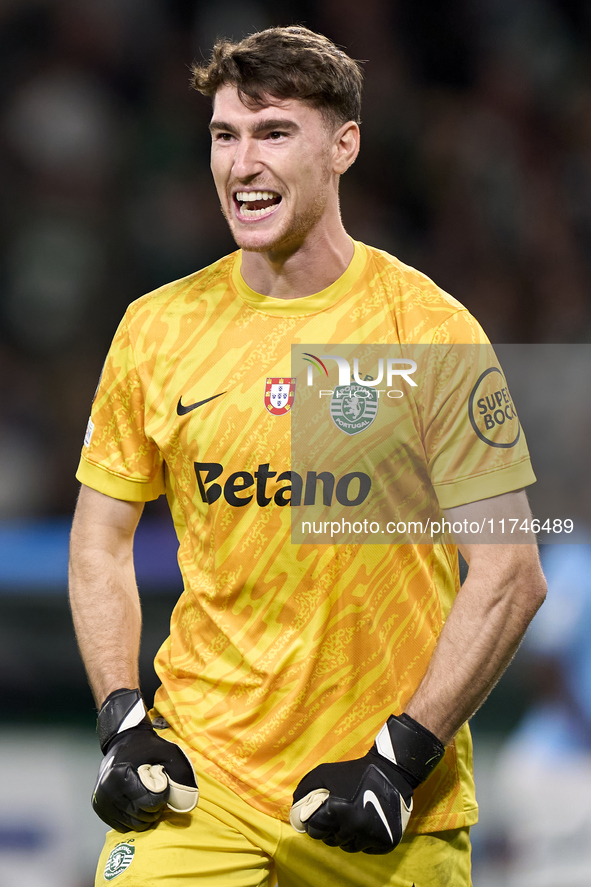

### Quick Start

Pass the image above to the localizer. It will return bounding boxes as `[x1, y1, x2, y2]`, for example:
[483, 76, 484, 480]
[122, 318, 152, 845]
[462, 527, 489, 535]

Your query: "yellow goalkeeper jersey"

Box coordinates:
[77, 240, 535, 833]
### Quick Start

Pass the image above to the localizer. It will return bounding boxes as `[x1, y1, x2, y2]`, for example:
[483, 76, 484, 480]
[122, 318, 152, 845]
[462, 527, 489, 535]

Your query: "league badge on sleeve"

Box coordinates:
[264, 378, 296, 416]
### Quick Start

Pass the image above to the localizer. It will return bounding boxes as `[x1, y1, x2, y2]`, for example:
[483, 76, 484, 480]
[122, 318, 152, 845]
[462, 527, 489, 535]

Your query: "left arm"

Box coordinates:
[406, 489, 547, 744]
[290, 489, 546, 852]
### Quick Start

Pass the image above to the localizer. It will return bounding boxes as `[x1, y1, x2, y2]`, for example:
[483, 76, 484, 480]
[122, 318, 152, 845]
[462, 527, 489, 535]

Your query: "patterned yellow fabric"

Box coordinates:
[77, 240, 535, 833]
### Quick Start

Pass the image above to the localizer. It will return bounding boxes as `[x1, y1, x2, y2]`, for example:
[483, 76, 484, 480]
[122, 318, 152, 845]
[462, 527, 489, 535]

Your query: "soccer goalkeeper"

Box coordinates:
[69, 25, 546, 887]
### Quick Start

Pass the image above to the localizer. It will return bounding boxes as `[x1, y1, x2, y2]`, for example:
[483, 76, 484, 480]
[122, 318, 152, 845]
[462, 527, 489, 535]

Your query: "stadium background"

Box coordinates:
[0, 1, 590, 885]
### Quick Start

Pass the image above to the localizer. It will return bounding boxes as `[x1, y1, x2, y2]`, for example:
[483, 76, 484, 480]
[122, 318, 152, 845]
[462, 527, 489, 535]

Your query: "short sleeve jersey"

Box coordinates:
[77, 241, 535, 833]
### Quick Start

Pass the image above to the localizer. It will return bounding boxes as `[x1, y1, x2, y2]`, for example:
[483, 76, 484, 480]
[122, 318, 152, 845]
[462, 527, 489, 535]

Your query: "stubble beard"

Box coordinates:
[221, 188, 329, 256]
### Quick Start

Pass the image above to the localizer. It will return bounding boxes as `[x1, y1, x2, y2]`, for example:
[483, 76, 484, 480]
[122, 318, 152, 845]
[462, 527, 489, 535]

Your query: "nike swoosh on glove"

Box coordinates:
[92, 688, 198, 832]
[290, 713, 444, 854]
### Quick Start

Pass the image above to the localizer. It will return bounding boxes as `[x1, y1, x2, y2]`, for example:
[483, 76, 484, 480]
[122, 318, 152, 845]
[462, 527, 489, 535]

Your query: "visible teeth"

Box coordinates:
[240, 203, 277, 218]
[235, 190, 278, 202]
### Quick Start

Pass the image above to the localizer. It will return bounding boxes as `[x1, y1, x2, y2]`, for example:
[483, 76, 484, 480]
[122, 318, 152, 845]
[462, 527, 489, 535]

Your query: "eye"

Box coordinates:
[214, 132, 235, 142]
[268, 131, 286, 140]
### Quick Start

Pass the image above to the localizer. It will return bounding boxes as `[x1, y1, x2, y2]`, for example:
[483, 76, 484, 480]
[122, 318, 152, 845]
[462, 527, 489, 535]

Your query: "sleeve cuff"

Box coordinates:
[434, 459, 536, 510]
[76, 456, 165, 502]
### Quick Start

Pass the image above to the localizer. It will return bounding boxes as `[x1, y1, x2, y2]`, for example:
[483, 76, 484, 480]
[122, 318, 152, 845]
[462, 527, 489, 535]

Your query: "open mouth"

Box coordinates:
[234, 190, 282, 219]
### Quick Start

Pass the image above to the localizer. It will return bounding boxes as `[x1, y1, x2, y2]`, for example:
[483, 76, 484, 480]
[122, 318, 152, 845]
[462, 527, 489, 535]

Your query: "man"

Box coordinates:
[69, 26, 546, 887]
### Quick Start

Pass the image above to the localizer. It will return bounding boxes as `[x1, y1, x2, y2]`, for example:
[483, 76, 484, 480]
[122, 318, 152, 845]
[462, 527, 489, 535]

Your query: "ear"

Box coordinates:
[332, 121, 360, 174]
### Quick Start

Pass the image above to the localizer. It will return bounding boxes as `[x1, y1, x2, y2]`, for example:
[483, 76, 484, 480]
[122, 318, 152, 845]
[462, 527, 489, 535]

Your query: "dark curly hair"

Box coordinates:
[191, 26, 363, 126]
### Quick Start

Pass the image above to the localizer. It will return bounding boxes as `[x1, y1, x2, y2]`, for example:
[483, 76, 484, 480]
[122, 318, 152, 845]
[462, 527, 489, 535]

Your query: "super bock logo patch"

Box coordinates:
[330, 384, 379, 434]
[264, 378, 296, 416]
[104, 841, 135, 881]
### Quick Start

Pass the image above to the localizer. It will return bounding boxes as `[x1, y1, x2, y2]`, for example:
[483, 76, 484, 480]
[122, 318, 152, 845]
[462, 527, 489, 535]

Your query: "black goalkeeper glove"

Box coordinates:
[92, 688, 199, 832]
[290, 713, 445, 854]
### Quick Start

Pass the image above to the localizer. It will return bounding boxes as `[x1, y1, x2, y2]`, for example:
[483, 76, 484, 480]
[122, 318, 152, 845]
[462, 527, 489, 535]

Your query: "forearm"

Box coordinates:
[69, 485, 144, 707]
[69, 544, 141, 706]
[406, 544, 546, 745]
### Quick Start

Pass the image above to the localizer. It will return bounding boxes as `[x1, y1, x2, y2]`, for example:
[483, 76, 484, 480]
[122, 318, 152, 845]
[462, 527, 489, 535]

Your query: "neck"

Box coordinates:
[239, 225, 354, 299]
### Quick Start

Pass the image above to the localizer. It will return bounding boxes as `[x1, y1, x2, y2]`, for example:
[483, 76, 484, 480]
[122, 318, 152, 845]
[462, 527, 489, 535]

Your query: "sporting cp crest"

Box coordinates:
[264, 378, 296, 416]
[330, 383, 378, 434]
[103, 841, 135, 881]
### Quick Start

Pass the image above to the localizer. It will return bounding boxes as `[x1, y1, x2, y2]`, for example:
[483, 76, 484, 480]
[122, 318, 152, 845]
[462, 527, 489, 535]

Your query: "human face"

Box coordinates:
[210, 86, 338, 255]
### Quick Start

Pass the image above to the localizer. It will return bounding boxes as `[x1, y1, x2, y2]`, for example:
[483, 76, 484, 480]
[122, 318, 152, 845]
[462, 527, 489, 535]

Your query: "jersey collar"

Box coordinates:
[232, 240, 367, 316]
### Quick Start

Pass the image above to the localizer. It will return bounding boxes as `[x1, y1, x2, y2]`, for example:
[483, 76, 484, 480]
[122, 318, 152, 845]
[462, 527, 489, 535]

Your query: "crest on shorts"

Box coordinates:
[330, 383, 378, 435]
[264, 378, 296, 416]
[104, 841, 135, 881]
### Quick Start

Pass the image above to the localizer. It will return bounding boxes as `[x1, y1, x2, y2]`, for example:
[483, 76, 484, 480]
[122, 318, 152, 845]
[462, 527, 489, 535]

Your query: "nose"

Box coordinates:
[231, 136, 263, 180]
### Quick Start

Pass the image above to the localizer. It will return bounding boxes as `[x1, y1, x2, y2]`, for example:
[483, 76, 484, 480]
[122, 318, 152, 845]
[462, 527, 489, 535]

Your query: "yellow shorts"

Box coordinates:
[95, 755, 471, 887]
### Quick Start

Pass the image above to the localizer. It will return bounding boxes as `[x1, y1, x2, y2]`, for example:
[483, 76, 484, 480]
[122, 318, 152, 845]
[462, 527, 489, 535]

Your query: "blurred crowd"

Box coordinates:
[1, 0, 591, 518]
[474, 544, 591, 887]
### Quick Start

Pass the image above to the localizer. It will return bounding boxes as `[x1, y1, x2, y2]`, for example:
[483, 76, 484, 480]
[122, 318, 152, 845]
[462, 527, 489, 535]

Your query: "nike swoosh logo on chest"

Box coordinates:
[176, 392, 226, 415]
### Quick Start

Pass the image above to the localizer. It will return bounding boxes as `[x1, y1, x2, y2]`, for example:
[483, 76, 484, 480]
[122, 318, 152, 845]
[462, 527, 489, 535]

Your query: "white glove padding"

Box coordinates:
[136, 763, 198, 813]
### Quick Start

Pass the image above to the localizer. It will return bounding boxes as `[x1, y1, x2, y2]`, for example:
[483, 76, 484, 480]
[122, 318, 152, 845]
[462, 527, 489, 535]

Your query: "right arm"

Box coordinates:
[69, 484, 199, 831]
[68, 483, 144, 707]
